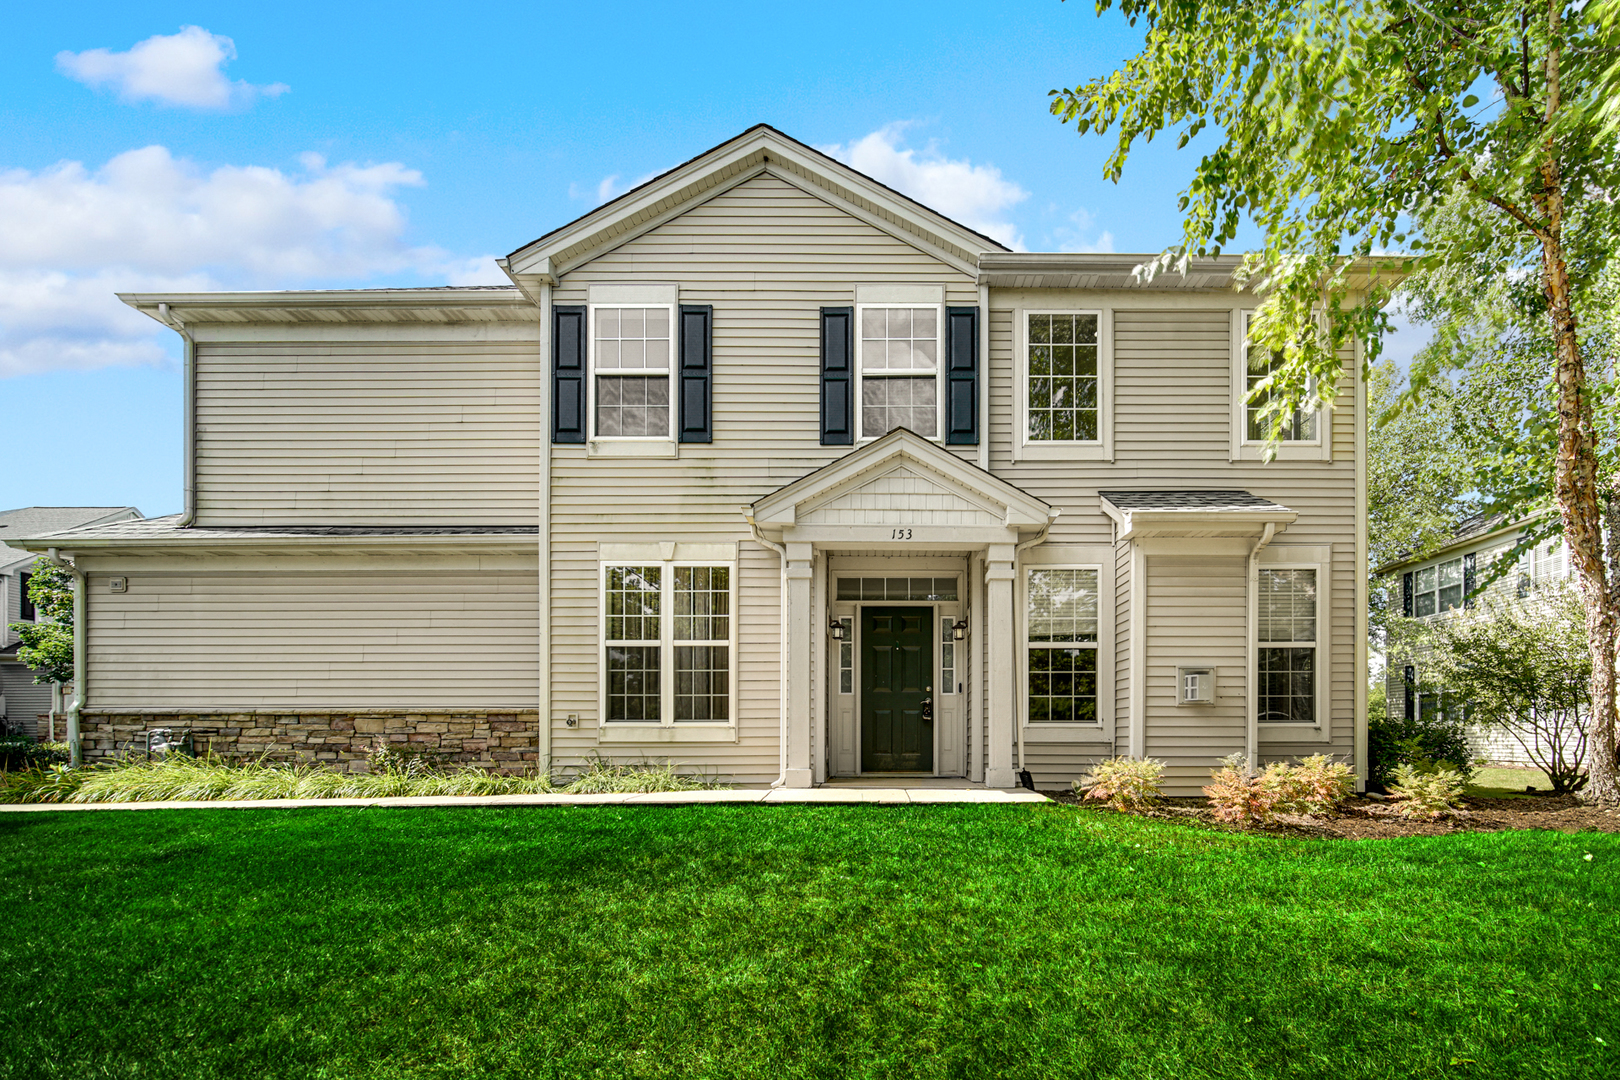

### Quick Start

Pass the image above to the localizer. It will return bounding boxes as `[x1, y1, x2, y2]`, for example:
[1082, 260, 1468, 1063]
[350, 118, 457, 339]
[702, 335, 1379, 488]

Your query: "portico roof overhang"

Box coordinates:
[747, 429, 1054, 551]
[1099, 490, 1297, 543]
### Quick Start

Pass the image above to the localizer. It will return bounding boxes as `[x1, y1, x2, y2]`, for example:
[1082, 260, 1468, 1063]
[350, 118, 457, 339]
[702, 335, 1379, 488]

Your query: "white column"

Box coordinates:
[783, 543, 815, 788]
[984, 543, 1017, 789]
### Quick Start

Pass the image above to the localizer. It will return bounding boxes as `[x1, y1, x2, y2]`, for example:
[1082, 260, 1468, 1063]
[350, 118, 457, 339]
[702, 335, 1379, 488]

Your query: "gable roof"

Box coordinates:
[749, 428, 1051, 533]
[503, 125, 1010, 284]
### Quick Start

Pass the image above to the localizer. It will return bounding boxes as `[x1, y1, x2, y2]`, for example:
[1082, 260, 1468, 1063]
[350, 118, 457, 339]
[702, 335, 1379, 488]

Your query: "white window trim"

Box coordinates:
[1231, 309, 1331, 462]
[854, 302, 945, 443]
[1411, 553, 1467, 619]
[597, 558, 738, 743]
[587, 301, 678, 448]
[1013, 307, 1114, 462]
[1255, 556, 1331, 742]
[1018, 559, 1115, 743]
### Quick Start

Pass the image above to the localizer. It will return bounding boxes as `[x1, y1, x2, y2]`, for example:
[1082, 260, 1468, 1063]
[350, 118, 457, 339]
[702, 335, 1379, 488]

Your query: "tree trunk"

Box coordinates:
[1538, 190, 1620, 806]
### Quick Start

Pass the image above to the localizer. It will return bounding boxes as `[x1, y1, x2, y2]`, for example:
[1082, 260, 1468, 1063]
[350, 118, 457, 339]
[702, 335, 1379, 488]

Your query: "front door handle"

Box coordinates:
[920, 697, 933, 721]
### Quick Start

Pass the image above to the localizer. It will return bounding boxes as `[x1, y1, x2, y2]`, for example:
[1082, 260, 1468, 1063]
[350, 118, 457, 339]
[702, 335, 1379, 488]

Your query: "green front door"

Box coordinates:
[860, 607, 933, 773]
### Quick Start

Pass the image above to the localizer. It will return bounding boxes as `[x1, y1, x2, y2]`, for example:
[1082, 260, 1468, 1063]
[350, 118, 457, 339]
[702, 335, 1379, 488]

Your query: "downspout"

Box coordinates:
[977, 282, 991, 472]
[157, 304, 197, 526]
[744, 509, 790, 787]
[537, 282, 553, 776]
[1011, 507, 1061, 781]
[1246, 521, 1278, 768]
[43, 548, 84, 765]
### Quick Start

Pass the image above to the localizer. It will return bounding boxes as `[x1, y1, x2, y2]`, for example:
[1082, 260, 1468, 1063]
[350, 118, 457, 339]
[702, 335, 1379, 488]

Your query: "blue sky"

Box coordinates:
[1, 3, 1423, 516]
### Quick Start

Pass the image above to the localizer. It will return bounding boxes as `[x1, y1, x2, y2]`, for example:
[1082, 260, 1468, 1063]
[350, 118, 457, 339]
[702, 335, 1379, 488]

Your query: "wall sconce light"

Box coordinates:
[829, 618, 846, 640]
[952, 618, 969, 641]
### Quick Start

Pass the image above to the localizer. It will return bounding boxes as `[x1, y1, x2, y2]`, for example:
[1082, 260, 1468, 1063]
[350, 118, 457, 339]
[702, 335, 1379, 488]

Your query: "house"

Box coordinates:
[1378, 512, 1571, 766]
[12, 125, 1377, 793]
[1, 506, 142, 739]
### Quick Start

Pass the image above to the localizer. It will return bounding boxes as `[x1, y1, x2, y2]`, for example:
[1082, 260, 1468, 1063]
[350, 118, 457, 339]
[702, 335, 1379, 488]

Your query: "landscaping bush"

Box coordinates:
[561, 756, 718, 794]
[1203, 754, 1285, 825]
[0, 736, 71, 772]
[1388, 761, 1467, 820]
[1074, 756, 1165, 812]
[1269, 754, 1356, 816]
[1367, 710, 1474, 788]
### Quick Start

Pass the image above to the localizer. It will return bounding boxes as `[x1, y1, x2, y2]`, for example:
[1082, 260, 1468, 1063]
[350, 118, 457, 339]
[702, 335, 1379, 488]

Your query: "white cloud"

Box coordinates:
[56, 26, 288, 110]
[569, 170, 662, 206]
[1052, 208, 1116, 254]
[0, 147, 488, 377]
[819, 124, 1030, 250]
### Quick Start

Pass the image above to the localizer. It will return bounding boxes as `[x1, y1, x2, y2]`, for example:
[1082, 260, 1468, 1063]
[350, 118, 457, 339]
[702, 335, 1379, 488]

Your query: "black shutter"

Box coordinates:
[552, 305, 586, 444]
[1403, 666, 1416, 720]
[945, 305, 980, 445]
[1402, 572, 1413, 617]
[1463, 553, 1477, 608]
[678, 305, 713, 443]
[18, 571, 34, 622]
[820, 307, 853, 445]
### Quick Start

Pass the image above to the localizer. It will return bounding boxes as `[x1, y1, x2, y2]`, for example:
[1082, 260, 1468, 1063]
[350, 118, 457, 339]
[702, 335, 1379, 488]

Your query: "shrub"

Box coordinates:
[1368, 712, 1474, 788]
[1269, 754, 1356, 816]
[562, 757, 717, 794]
[1388, 761, 1466, 820]
[0, 735, 71, 772]
[1203, 753, 1286, 825]
[1075, 756, 1165, 812]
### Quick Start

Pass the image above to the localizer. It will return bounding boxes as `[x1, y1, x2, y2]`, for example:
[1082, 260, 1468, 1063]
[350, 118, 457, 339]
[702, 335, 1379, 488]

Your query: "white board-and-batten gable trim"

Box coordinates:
[749, 429, 1051, 533]
[503, 125, 1008, 283]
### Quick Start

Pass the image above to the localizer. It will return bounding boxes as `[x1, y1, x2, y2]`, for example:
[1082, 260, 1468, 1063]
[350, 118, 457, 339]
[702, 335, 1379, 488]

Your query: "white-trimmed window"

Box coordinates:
[1256, 567, 1319, 725]
[602, 561, 734, 725]
[1233, 311, 1327, 460]
[857, 304, 941, 439]
[1024, 567, 1101, 725]
[1015, 309, 1111, 461]
[1527, 538, 1567, 586]
[1413, 556, 1464, 617]
[591, 304, 674, 440]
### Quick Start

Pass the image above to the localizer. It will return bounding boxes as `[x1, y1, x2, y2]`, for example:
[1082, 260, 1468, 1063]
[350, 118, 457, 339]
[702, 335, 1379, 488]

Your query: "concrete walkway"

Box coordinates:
[0, 786, 1050, 813]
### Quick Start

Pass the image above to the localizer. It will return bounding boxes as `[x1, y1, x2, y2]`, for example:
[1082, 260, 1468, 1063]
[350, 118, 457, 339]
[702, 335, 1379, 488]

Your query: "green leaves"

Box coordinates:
[8, 564, 74, 686]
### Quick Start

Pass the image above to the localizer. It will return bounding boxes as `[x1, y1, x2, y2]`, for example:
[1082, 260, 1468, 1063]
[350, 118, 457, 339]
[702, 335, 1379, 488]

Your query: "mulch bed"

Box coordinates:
[1043, 790, 1620, 838]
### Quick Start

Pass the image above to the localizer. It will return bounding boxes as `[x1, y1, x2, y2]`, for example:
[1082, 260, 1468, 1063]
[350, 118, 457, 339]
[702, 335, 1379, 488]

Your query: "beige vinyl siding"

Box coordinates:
[85, 565, 538, 710]
[194, 340, 541, 526]
[1, 663, 56, 740]
[1142, 556, 1249, 794]
[546, 172, 976, 779]
[1115, 541, 1132, 756]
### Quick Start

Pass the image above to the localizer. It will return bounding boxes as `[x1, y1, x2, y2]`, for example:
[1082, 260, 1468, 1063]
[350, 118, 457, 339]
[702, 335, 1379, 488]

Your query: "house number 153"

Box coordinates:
[891, 528, 913, 540]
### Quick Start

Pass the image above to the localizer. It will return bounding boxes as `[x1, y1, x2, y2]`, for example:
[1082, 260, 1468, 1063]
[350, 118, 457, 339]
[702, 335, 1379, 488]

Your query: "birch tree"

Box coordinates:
[1051, 0, 1620, 803]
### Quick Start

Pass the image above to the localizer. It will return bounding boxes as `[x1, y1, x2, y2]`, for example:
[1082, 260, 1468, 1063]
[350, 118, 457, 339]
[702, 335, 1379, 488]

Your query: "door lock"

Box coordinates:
[920, 697, 933, 722]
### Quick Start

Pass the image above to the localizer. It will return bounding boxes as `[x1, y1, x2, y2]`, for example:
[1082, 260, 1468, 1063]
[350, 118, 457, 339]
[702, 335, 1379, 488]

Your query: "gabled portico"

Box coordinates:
[747, 429, 1055, 788]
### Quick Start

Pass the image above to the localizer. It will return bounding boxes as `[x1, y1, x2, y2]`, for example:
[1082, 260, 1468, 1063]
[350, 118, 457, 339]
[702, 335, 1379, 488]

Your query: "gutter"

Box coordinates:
[41, 548, 84, 765]
[743, 508, 791, 788]
[156, 303, 197, 527]
[1245, 522, 1278, 768]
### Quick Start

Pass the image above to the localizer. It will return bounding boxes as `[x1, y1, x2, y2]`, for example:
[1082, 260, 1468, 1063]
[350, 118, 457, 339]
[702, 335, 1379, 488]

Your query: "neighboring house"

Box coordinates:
[12, 126, 1379, 793]
[1, 506, 142, 739]
[1378, 512, 1570, 765]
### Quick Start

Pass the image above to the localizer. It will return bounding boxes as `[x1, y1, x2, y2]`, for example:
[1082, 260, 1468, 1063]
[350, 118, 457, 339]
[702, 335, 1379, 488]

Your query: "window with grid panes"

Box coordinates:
[1026, 568, 1099, 723]
[1413, 557, 1463, 617]
[1026, 313, 1099, 442]
[1243, 312, 1318, 442]
[859, 306, 939, 438]
[1256, 568, 1318, 724]
[593, 306, 672, 438]
[603, 563, 734, 725]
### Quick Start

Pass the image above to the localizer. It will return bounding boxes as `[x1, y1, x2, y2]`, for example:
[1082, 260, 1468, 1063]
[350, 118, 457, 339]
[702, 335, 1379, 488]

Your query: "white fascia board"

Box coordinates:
[6, 534, 541, 557]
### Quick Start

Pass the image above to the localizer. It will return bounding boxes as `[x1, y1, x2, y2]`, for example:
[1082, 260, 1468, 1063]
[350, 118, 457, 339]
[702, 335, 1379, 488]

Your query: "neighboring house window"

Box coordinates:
[1257, 568, 1318, 724]
[602, 562, 733, 724]
[592, 305, 674, 439]
[1025, 313, 1099, 442]
[857, 305, 940, 439]
[1413, 556, 1464, 617]
[18, 571, 35, 622]
[1025, 567, 1099, 724]
[1529, 538, 1567, 586]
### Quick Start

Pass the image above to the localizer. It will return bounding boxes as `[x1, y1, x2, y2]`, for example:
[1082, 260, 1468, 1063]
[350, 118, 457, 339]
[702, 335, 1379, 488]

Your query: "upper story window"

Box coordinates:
[1232, 311, 1329, 461]
[857, 305, 940, 439]
[1013, 310, 1112, 462]
[1413, 556, 1464, 617]
[592, 305, 674, 440]
[1527, 538, 1567, 587]
[17, 571, 35, 622]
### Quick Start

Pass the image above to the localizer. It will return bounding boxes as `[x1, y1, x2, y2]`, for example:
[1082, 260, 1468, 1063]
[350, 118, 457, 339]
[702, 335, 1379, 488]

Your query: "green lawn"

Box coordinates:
[2, 805, 1616, 1080]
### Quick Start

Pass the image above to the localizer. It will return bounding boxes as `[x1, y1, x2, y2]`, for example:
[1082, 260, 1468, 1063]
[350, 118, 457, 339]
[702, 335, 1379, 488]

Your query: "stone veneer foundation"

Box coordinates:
[77, 712, 541, 771]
